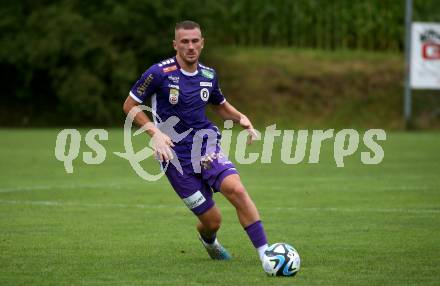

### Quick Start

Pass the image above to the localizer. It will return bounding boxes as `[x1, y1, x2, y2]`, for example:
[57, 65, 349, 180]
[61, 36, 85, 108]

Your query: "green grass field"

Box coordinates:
[0, 129, 439, 285]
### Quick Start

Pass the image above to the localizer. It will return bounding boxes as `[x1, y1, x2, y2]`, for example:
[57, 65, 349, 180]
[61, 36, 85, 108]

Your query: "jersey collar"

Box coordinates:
[174, 56, 199, 76]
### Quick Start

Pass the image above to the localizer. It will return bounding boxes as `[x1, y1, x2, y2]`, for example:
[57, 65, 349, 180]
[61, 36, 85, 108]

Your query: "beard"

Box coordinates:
[183, 52, 199, 64]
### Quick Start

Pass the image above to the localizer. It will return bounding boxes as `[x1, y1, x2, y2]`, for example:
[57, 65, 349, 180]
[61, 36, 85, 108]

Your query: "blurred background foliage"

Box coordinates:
[0, 0, 439, 127]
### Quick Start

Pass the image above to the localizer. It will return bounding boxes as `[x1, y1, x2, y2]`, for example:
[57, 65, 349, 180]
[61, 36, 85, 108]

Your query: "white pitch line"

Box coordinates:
[1, 182, 436, 194]
[248, 185, 436, 192]
[0, 199, 180, 210]
[0, 199, 438, 214]
[0, 183, 148, 193]
[270, 206, 440, 214]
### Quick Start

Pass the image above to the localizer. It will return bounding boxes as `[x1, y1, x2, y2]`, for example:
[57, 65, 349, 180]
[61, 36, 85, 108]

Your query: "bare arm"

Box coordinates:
[123, 96, 174, 161]
[123, 96, 158, 136]
[211, 101, 257, 144]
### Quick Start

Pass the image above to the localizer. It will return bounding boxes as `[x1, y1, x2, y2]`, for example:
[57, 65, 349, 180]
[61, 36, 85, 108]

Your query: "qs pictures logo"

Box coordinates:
[54, 105, 192, 181]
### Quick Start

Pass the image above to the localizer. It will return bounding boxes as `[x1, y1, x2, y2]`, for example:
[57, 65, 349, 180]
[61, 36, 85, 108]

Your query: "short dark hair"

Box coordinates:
[175, 20, 201, 31]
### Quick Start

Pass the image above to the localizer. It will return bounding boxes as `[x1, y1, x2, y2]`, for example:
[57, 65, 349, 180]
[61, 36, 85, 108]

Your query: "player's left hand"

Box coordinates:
[239, 115, 257, 144]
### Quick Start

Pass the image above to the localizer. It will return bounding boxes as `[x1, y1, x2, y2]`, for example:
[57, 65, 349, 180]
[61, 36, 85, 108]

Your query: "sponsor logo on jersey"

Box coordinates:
[201, 69, 214, 79]
[163, 65, 177, 73]
[168, 75, 179, 84]
[168, 84, 179, 90]
[200, 81, 212, 87]
[183, 191, 206, 209]
[200, 88, 210, 102]
[136, 74, 154, 95]
[169, 88, 179, 104]
[201, 152, 226, 170]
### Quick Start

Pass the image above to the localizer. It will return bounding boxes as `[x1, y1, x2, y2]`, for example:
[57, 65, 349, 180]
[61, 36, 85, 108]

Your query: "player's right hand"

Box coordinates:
[150, 130, 175, 162]
[239, 114, 257, 144]
[245, 127, 258, 145]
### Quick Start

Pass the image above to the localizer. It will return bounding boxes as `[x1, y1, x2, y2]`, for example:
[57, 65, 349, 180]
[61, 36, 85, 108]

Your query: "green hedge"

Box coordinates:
[0, 0, 439, 126]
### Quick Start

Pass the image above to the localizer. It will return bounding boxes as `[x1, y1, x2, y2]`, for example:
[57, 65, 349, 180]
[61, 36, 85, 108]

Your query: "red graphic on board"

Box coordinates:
[422, 43, 440, 60]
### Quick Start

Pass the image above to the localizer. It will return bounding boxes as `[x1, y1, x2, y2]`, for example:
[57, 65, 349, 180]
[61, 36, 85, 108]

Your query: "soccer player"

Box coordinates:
[123, 20, 268, 261]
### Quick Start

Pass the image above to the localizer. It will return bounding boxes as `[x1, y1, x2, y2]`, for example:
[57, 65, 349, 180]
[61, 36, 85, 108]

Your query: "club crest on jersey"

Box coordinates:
[200, 88, 210, 102]
[169, 88, 179, 105]
[201, 69, 214, 79]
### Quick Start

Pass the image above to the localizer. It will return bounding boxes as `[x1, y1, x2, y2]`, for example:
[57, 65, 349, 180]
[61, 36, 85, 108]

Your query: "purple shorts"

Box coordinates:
[164, 153, 238, 216]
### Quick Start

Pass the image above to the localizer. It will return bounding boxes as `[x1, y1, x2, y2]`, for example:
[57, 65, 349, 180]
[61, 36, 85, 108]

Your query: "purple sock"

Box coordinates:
[244, 220, 268, 248]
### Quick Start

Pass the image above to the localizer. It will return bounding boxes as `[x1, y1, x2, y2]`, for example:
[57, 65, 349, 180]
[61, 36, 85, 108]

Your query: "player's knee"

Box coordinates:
[227, 184, 247, 200]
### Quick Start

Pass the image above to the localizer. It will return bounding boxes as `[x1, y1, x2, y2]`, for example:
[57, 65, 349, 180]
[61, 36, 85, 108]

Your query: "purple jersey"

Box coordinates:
[130, 57, 226, 168]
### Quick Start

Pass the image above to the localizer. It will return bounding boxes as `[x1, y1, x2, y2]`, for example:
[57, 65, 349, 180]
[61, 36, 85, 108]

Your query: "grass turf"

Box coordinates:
[0, 128, 439, 285]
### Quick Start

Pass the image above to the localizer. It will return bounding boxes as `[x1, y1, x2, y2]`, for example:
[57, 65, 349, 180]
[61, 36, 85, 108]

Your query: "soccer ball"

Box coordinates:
[261, 243, 300, 277]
